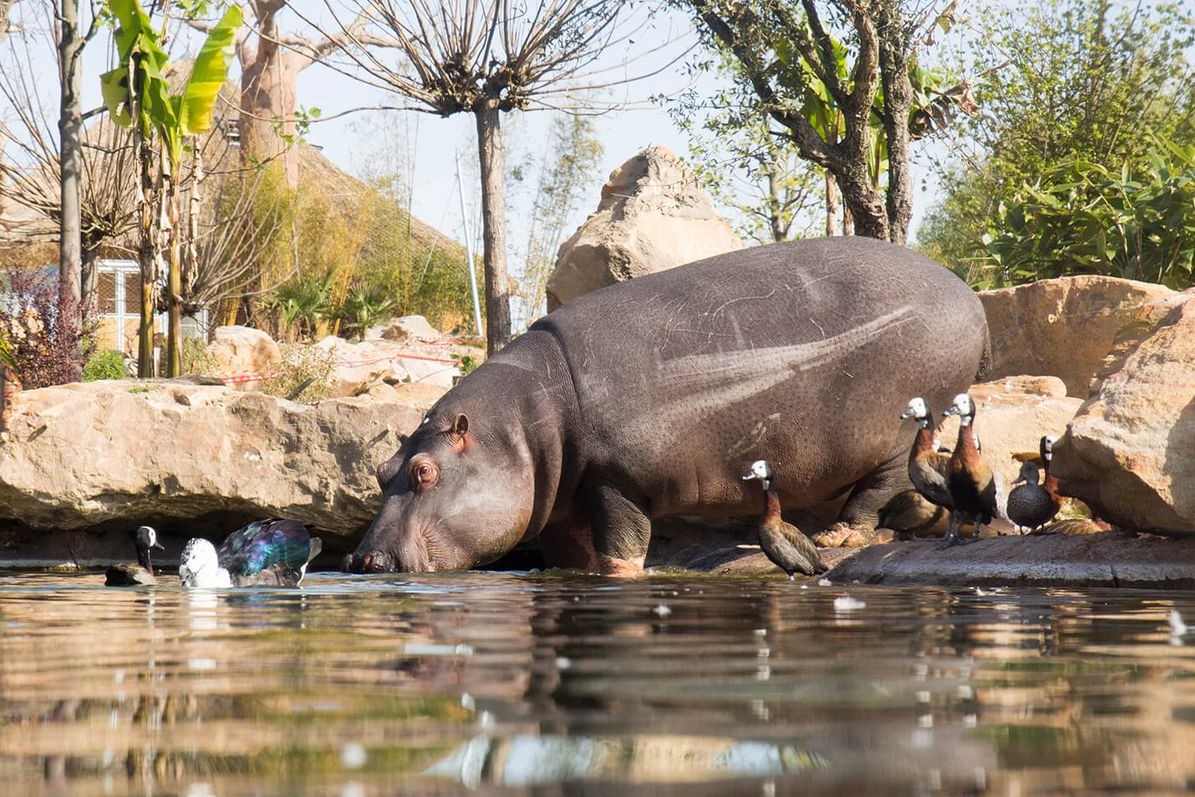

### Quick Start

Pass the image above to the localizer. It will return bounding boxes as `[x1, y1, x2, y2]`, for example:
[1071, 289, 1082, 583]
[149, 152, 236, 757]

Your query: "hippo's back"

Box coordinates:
[531, 237, 988, 515]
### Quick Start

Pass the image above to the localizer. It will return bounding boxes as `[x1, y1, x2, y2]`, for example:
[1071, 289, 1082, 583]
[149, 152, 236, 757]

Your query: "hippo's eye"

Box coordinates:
[411, 460, 439, 491]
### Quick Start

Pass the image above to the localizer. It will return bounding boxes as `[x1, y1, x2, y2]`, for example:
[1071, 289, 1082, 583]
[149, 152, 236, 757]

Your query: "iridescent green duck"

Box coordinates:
[179, 519, 322, 588]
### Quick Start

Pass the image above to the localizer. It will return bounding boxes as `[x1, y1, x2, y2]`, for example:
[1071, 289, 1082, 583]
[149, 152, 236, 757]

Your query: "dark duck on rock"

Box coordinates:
[1006, 461, 1060, 534]
[742, 460, 828, 578]
[941, 393, 998, 546]
[179, 519, 322, 588]
[900, 396, 955, 514]
[878, 489, 949, 540]
[105, 525, 165, 586]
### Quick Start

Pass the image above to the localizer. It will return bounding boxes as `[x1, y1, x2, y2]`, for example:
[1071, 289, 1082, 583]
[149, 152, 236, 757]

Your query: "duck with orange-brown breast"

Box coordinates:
[941, 393, 997, 547]
[900, 397, 954, 515]
[742, 460, 828, 578]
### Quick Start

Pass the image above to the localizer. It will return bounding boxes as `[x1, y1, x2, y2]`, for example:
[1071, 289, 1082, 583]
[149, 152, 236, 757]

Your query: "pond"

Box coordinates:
[2, 569, 1194, 796]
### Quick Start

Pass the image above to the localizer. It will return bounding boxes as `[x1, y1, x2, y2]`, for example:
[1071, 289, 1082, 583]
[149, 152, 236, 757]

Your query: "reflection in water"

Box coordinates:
[0, 571, 1194, 795]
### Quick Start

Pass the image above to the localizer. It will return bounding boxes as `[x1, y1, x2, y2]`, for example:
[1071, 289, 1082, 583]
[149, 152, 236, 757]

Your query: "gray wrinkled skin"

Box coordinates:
[344, 237, 991, 575]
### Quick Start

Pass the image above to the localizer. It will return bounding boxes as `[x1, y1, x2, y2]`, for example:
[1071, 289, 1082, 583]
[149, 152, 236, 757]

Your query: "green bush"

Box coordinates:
[259, 343, 334, 404]
[83, 349, 128, 382]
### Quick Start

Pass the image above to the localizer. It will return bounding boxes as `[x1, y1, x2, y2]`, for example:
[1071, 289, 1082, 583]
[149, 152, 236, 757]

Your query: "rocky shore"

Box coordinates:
[4, 148, 1194, 587]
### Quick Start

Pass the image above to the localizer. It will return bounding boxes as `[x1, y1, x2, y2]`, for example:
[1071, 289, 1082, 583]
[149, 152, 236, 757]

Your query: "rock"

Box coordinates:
[0, 380, 444, 543]
[545, 146, 744, 310]
[367, 315, 444, 344]
[826, 533, 1195, 588]
[1056, 292, 1195, 533]
[979, 275, 1174, 398]
[207, 325, 282, 391]
[316, 336, 411, 397]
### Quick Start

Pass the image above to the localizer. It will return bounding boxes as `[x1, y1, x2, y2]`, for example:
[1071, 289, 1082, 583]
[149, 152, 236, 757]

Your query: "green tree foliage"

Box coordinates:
[668, 53, 824, 244]
[918, 0, 1195, 286]
[986, 139, 1195, 288]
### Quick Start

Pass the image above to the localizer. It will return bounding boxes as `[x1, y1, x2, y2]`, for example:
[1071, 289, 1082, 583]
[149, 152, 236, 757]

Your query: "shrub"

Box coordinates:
[259, 343, 334, 404]
[83, 349, 128, 381]
[180, 335, 220, 376]
[0, 267, 91, 388]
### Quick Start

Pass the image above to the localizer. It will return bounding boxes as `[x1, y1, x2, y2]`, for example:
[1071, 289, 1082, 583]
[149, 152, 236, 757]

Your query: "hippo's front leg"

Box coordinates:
[586, 483, 651, 576]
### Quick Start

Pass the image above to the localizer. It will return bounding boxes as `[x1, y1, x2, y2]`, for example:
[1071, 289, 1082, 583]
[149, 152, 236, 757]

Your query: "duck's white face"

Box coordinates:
[946, 393, 974, 419]
[1043, 435, 1057, 457]
[179, 539, 230, 588]
[901, 397, 929, 421]
[743, 460, 773, 483]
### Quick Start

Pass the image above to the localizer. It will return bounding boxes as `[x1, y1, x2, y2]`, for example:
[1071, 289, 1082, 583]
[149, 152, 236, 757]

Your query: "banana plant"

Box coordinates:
[101, 0, 242, 376]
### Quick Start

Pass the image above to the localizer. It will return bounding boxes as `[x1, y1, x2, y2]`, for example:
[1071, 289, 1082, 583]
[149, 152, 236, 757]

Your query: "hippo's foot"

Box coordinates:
[811, 522, 876, 549]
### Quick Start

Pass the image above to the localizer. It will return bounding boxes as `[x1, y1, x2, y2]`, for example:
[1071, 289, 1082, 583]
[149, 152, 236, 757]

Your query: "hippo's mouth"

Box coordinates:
[341, 549, 401, 573]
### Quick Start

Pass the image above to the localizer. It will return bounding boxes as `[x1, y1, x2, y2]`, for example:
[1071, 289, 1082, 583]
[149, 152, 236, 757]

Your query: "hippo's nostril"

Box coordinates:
[360, 550, 397, 573]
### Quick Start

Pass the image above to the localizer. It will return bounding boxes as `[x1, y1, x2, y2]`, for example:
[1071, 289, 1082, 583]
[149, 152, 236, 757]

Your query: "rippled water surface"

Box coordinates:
[3, 570, 1195, 796]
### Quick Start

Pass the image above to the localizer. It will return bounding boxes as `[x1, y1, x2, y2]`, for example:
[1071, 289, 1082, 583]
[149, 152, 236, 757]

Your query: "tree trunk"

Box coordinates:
[877, 4, 913, 245]
[238, 0, 300, 187]
[824, 170, 840, 236]
[136, 128, 158, 378]
[57, 0, 83, 380]
[474, 99, 511, 353]
[165, 169, 181, 377]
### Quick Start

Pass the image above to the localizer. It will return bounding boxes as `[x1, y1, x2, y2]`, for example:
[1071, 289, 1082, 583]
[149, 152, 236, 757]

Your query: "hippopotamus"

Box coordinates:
[344, 237, 990, 575]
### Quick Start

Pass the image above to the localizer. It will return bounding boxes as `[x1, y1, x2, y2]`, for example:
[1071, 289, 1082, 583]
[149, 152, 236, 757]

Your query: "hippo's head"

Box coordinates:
[343, 409, 536, 574]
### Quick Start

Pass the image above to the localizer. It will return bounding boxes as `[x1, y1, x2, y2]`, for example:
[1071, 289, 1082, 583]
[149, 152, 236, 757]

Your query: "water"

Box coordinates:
[2, 570, 1195, 797]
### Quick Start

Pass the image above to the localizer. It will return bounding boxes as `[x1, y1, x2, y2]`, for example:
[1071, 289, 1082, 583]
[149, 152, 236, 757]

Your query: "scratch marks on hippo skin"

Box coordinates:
[656, 306, 914, 407]
[601, 306, 916, 447]
[727, 412, 782, 460]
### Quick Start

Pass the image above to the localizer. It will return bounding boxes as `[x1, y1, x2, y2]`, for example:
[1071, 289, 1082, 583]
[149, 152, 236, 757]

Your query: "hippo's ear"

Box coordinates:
[451, 414, 469, 437]
[377, 455, 402, 489]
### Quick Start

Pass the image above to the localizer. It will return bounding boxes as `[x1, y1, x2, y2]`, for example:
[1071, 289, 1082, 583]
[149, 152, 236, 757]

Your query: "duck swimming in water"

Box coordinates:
[1006, 461, 1061, 534]
[942, 393, 998, 547]
[742, 460, 828, 578]
[179, 519, 322, 588]
[105, 525, 165, 586]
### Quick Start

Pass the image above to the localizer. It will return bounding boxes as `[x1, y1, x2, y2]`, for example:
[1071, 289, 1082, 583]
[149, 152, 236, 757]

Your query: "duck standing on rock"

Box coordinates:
[179, 519, 322, 588]
[942, 393, 998, 547]
[900, 397, 955, 515]
[742, 460, 828, 578]
[105, 525, 165, 586]
[1006, 461, 1061, 534]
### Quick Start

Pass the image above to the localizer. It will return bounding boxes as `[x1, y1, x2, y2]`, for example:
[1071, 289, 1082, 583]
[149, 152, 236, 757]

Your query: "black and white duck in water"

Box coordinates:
[104, 525, 165, 587]
[179, 519, 322, 588]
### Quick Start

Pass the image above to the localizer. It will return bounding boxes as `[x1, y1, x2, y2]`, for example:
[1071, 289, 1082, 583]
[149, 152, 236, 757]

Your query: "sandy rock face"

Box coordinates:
[1056, 292, 1195, 533]
[0, 380, 439, 540]
[979, 275, 1174, 398]
[207, 325, 282, 390]
[546, 146, 743, 310]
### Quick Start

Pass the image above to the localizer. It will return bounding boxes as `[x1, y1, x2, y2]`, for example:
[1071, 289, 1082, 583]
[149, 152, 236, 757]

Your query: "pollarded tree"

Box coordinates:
[299, 0, 687, 353]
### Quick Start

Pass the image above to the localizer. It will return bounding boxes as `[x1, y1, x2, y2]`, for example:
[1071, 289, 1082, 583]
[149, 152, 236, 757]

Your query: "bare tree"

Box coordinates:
[0, 3, 135, 318]
[298, 0, 689, 353]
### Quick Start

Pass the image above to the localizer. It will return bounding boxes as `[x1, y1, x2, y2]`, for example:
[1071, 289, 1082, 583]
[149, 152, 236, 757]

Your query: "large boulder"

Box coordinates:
[979, 276, 1174, 398]
[0, 380, 443, 545]
[207, 325, 282, 390]
[1055, 291, 1195, 533]
[545, 146, 744, 310]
